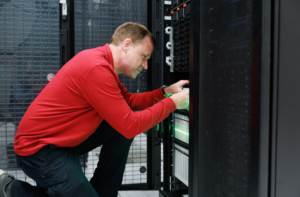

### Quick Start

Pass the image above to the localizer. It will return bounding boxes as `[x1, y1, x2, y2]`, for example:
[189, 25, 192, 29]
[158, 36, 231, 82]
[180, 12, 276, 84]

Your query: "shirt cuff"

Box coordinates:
[152, 88, 166, 100]
[162, 97, 176, 112]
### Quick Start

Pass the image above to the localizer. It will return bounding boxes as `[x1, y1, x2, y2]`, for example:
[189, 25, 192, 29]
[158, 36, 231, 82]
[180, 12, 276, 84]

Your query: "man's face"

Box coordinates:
[121, 36, 153, 79]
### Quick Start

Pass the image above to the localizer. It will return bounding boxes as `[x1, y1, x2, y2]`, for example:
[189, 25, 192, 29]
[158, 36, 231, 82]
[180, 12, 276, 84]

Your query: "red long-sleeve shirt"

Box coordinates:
[14, 44, 176, 156]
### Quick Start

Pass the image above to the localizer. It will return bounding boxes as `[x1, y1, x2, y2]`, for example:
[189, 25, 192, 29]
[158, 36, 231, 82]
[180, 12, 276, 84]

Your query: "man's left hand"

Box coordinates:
[164, 80, 189, 95]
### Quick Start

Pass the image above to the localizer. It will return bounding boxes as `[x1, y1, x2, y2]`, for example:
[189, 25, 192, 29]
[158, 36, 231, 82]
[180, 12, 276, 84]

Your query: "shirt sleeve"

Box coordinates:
[82, 66, 176, 139]
[118, 82, 165, 111]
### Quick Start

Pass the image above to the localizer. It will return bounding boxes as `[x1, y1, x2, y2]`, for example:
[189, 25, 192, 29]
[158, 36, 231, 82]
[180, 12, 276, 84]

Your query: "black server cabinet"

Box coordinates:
[195, 0, 271, 195]
[160, 0, 272, 196]
[158, 0, 300, 196]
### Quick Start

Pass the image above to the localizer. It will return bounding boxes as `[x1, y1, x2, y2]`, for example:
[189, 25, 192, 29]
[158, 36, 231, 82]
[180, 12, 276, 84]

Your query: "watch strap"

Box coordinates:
[161, 85, 168, 96]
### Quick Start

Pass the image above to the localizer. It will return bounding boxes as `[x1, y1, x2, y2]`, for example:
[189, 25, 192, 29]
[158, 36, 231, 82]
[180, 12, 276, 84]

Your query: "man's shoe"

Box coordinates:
[0, 170, 15, 197]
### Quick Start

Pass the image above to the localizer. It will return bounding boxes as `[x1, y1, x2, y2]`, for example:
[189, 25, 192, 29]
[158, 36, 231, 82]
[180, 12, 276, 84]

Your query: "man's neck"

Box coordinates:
[108, 44, 121, 74]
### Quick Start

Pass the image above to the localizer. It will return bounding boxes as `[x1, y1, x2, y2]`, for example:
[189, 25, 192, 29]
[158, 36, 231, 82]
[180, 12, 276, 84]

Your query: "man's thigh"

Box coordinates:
[77, 120, 121, 156]
[17, 145, 98, 197]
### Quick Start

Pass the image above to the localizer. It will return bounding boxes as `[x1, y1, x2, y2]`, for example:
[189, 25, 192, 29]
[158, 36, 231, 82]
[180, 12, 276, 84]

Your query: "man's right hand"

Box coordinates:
[170, 91, 189, 110]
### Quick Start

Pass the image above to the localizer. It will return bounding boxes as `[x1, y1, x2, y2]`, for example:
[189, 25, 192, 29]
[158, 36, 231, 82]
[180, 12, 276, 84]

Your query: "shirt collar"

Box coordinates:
[103, 44, 114, 67]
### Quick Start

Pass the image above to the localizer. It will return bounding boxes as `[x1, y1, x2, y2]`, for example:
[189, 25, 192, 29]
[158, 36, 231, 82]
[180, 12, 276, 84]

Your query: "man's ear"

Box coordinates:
[123, 38, 133, 52]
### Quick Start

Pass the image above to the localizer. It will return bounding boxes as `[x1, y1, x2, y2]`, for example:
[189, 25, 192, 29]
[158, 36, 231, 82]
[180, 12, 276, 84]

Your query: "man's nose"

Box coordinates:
[142, 59, 148, 70]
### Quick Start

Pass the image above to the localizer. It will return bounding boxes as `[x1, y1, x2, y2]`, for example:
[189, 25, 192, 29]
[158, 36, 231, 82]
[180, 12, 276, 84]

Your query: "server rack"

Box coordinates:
[157, 0, 300, 196]
[158, 0, 272, 196]
[196, 0, 271, 196]
[159, 1, 192, 196]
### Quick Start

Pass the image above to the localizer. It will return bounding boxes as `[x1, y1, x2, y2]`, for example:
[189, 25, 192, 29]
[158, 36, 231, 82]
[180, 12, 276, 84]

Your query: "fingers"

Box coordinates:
[168, 80, 190, 95]
[179, 80, 189, 86]
[179, 90, 189, 95]
[170, 91, 189, 109]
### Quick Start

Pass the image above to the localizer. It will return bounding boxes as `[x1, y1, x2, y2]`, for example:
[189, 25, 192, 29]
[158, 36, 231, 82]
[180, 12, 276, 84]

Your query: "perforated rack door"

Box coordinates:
[198, 0, 255, 196]
[0, 0, 60, 184]
[74, 0, 149, 188]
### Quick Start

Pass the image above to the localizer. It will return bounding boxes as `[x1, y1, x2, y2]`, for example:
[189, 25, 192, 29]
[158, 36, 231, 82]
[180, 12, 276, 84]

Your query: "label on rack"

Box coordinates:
[164, 16, 172, 20]
[164, 1, 172, 5]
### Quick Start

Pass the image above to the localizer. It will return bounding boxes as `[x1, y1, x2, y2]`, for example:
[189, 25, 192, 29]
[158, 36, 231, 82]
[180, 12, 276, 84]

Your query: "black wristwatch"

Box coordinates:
[161, 85, 168, 96]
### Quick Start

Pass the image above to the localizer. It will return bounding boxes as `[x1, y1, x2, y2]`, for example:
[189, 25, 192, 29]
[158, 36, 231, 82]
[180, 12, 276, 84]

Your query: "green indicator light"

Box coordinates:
[137, 89, 140, 93]
[175, 128, 189, 136]
[157, 124, 160, 131]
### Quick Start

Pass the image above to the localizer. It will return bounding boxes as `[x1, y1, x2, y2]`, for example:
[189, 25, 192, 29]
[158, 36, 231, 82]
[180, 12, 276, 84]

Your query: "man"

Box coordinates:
[0, 22, 189, 197]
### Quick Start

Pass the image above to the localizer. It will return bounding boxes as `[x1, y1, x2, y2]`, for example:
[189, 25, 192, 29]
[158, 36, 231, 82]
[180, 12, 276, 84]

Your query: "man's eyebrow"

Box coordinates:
[142, 54, 151, 59]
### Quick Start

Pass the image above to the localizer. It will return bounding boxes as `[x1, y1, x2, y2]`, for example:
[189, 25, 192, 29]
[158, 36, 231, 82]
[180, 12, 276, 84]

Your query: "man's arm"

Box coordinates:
[119, 80, 189, 111]
[119, 82, 165, 111]
[83, 66, 176, 139]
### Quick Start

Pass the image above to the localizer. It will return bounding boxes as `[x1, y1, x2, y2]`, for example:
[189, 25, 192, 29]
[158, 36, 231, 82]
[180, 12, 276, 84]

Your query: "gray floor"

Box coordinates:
[118, 191, 188, 197]
[118, 190, 160, 197]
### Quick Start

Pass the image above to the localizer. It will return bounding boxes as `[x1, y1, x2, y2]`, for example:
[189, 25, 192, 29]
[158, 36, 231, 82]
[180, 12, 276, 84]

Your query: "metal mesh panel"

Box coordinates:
[74, 0, 149, 186]
[199, 0, 253, 196]
[0, 0, 60, 185]
[174, 144, 189, 186]
[74, 0, 148, 92]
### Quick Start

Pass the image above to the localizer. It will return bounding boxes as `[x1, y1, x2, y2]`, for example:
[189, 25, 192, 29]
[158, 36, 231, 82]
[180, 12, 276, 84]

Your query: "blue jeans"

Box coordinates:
[11, 120, 134, 197]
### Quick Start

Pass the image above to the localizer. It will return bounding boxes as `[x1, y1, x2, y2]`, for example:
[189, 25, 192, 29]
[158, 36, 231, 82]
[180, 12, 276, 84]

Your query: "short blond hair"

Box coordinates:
[109, 22, 157, 47]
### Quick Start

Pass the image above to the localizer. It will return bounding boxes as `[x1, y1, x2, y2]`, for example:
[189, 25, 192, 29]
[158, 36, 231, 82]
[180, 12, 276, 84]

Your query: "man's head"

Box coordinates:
[109, 22, 157, 79]
[110, 22, 156, 48]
